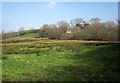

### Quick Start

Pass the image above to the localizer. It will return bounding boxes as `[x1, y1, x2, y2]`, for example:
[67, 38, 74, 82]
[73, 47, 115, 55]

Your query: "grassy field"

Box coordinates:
[5, 33, 39, 40]
[2, 40, 120, 81]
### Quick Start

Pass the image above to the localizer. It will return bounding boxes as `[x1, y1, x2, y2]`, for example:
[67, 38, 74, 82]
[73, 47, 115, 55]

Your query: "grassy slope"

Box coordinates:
[20, 33, 39, 38]
[5, 33, 39, 40]
[2, 41, 120, 81]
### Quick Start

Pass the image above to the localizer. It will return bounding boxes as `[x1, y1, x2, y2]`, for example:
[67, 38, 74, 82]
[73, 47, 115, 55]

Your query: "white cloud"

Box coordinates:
[42, 1, 57, 9]
[49, 1, 56, 5]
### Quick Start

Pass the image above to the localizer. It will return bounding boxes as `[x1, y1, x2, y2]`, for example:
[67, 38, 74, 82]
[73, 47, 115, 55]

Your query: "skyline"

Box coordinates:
[1, 2, 118, 32]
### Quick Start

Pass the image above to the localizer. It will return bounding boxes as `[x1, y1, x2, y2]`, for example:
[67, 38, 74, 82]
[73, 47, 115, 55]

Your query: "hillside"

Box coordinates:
[5, 33, 39, 40]
[3, 29, 40, 40]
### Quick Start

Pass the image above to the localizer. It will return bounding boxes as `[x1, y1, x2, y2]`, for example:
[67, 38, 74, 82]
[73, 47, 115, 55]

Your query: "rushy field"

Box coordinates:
[1, 40, 120, 81]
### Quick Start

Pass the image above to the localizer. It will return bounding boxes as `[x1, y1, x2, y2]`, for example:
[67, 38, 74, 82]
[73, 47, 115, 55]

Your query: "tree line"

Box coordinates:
[2, 17, 118, 41]
[39, 17, 118, 41]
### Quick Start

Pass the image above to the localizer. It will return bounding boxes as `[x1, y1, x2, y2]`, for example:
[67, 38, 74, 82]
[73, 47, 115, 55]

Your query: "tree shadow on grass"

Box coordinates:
[42, 43, 120, 81]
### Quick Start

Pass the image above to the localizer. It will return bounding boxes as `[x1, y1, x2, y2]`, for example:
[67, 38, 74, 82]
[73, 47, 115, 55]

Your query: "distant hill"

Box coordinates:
[5, 33, 39, 40]
[2, 29, 40, 40]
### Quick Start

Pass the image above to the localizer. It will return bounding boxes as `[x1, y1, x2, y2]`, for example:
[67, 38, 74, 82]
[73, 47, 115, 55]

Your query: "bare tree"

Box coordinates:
[70, 18, 84, 28]
[58, 20, 69, 34]
[90, 18, 101, 24]
[70, 18, 83, 26]
[104, 21, 117, 28]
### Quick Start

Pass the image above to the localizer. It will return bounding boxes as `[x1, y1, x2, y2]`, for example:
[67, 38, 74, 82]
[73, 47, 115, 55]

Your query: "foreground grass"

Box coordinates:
[2, 40, 120, 81]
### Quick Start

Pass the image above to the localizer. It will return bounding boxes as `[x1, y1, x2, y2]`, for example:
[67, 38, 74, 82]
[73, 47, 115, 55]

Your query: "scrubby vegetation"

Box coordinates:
[2, 18, 118, 41]
[2, 40, 120, 81]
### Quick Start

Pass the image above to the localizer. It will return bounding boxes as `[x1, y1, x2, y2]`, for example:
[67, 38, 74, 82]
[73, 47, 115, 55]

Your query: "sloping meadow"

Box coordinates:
[2, 40, 120, 81]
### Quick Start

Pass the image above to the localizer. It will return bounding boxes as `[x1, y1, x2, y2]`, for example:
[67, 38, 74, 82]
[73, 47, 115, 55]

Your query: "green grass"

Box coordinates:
[2, 41, 120, 81]
[20, 33, 39, 38]
[5, 33, 39, 40]
[0, 60, 2, 82]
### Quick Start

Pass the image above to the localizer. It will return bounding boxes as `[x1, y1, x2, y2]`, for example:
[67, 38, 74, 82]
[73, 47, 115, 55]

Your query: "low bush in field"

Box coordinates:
[2, 42, 63, 55]
[2, 40, 117, 55]
[2, 38, 48, 44]
[2, 45, 20, 54]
